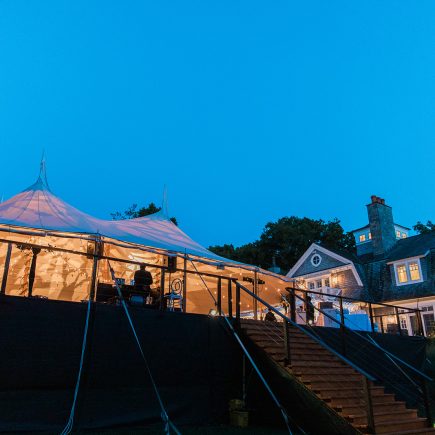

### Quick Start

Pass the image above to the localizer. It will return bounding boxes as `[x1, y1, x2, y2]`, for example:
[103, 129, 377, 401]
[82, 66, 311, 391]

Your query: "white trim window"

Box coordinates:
[394, 258, 423, 286]
[311, 254, 322, 267]
[306, 277, 332, 293]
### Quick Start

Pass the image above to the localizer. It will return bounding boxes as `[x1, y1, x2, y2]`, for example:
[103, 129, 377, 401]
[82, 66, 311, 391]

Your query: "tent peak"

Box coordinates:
[23, 154, 51, 193]
[39, 152, 50, 188]
[161, 185, 169, 218]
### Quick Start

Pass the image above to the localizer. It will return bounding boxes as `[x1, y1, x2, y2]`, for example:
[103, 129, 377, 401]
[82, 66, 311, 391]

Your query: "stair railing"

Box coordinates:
[286, 286, 425, 337]
[235, 280, 379, 432]
[233, 280, 433, 429]
[234, 280, 374, 377]
[289, 289, 434, 427]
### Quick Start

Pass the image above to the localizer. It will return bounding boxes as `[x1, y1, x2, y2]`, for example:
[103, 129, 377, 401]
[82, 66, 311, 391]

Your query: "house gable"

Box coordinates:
[291, 251, 347, 277]
[287, 244, 363, 287]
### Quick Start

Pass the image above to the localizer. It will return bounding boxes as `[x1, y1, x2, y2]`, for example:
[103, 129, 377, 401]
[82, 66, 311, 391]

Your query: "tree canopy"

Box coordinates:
[413, 221, 435, 234]
[111, 203, 178, 226]
[209, 216, 355, 273]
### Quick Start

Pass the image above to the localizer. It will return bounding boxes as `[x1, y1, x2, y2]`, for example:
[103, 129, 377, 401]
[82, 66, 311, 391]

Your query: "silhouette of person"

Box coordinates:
[265, 307, 277, 322]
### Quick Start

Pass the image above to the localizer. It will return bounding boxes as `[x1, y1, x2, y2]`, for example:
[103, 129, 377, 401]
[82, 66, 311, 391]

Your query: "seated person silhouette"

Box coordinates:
[265, 308, 277, 322]
[133, 264, 153, 298]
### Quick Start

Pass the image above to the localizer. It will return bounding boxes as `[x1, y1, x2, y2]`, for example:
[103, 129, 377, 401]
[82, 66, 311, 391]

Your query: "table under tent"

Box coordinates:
[0, 169, 288, 316]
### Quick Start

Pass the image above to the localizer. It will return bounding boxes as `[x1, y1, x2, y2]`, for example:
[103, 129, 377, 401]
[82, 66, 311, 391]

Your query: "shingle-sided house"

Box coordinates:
[286, 195, 435, 336]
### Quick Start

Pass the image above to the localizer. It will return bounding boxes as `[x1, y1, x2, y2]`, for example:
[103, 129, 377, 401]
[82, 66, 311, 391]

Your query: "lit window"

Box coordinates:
[409, 262, 421, 281]
[368, 232, 372, 240]
[397, 264, 408, 283]
[396, 230, 401, 238]
[402, 233, 407, 238]
[359, 234, 366, 242]
[394, 259, 423, 286]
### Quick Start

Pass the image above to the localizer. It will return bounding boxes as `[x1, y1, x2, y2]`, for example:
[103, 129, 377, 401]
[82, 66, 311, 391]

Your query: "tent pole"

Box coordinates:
[89, 237, 101, 302]
[253, 270, 258, 320]
[228, 279, 233, 318]
[28, 247, 41, 297]
[1, 242, 12, 295]
[160, 269, 166, 311]
[217, 277, 222, 315]
[183, 253, 187, 313]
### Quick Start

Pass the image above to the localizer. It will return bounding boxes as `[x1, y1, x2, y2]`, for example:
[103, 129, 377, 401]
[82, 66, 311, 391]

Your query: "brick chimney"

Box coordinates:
[367, 196, 396, 256]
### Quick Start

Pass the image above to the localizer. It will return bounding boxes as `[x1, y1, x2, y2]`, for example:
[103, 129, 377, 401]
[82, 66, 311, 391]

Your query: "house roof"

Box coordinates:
[385, 232, 435, 262]
[321, 245, 363, 264]
[351, 222, 411, 233]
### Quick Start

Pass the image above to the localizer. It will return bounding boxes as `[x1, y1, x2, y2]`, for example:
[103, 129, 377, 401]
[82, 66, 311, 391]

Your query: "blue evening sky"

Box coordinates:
[0, 1, 434, 247]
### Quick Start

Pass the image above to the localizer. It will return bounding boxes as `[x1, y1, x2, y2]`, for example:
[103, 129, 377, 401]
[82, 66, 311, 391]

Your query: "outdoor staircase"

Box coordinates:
[240, 319, 435, 435]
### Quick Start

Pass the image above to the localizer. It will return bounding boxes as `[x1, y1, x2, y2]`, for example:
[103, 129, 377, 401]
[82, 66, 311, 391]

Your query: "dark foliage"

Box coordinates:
[413, 221, 435, 234]
[209, 216, 355, 272]
[111, 203, 178, 226]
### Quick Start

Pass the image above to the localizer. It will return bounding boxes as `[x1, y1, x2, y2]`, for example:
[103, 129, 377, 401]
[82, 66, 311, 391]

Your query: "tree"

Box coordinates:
[208, 244, 237, 259]
[209, 216, 355, 272]
[413, 221, 435, 234]
[111, 203, 178, 225]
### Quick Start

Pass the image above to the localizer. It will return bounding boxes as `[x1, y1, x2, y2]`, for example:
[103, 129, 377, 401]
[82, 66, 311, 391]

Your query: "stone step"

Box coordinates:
[348, 409, 418, 425]
[366, 418, 428, 434]
[257, 340, 326, 351]
[325, 393, 396, 406]
[286, 353, 339, 361]
[293, 365, 358, 375]
[336, 400, 407, 415]
[381, 427, 435, 435]
[297, 373, 363, 383]
[243, 326, 308, 338]
[291, 360, 346, 368]
[304, 379, 365, 390]
[246, 333, 315, 344]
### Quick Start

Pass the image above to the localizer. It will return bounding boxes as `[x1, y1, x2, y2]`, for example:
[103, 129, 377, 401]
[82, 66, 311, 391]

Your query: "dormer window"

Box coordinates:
[393, 258, 423, 286]
[394, 225, 410, 239]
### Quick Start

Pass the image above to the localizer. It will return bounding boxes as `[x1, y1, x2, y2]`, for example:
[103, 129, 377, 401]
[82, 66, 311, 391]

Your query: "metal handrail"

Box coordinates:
[287, 284, 423, 314]
[236, 279, 433, 427]
[289, 289, 433, 422]
[289, 289, 432, 382]
[235, 281, 376, 382]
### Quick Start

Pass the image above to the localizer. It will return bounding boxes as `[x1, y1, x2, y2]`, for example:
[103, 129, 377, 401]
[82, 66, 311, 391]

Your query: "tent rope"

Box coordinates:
[108, 262, 180, 435]
[60, 297, 92, 435]
[187, 256, 301, 435]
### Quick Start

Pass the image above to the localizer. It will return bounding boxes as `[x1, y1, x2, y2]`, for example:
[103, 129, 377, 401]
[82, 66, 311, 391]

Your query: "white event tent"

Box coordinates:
[0, 165, 289, 314]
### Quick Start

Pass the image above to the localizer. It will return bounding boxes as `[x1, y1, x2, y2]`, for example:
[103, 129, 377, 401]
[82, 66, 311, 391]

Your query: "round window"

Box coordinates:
[311, 254, 322, 267]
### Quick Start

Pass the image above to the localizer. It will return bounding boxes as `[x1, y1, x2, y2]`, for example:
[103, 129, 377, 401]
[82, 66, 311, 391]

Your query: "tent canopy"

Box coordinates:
[0, 170, 224, 262]
[0, 166, 289, 312]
